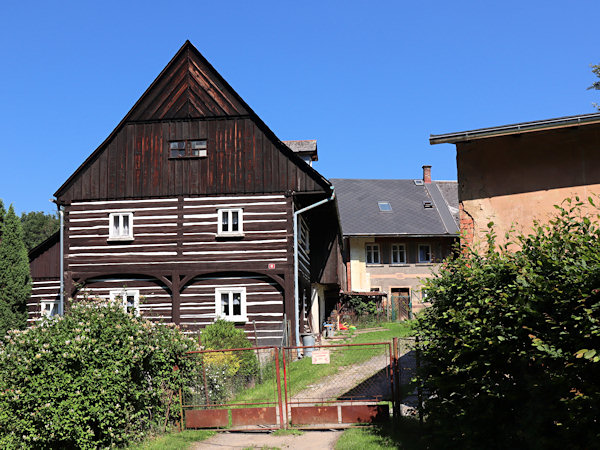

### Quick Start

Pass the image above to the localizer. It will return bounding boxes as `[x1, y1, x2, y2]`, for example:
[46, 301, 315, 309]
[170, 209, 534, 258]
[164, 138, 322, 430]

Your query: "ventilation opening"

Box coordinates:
[413, 179, 424, 186]
[423, 201, 433, 208]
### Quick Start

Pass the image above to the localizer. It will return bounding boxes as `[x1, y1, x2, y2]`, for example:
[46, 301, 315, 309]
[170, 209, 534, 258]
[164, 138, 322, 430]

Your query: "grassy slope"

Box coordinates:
[335, 418, 428, 450]
[235, 321, 414, 404]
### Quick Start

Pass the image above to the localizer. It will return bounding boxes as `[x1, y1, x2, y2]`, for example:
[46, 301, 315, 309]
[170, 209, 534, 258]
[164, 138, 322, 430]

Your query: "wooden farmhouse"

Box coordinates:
[28, 41, 344, 346]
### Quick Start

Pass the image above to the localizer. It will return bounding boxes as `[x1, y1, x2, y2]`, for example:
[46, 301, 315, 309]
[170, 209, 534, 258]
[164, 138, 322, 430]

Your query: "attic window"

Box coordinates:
[378, 202, 392, 212]
[169, 140, 207, 158]
[414, 180, 424, 186]
[423, 201, 433, 209]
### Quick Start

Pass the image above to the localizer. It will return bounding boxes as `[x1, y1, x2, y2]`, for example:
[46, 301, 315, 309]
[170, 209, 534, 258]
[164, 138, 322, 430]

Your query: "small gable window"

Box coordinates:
[218, 208, 244, 236]
[169, 139, 207, 158]
[109, 212, 134, 241]
[378, 202, 392, 212]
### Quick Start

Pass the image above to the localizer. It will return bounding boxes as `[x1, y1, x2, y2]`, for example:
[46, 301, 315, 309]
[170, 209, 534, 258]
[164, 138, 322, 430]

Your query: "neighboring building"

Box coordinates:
[27, 41, 343, 346]
[332, 166, 459, 315]
[430, 113, 600, 247]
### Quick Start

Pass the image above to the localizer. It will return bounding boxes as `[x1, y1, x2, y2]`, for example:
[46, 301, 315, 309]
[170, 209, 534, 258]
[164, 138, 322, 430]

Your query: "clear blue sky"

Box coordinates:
[1, 1, 599, 214]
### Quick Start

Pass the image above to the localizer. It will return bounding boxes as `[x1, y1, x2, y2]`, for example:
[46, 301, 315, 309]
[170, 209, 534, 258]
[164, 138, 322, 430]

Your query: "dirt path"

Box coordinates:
[291, 353, 390, 402]
[192, 430, 343, 449]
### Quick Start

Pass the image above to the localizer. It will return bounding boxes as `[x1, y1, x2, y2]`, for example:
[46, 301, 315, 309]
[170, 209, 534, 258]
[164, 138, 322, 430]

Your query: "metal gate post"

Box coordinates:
[275, 347, 285, 429]
[388, 342, 395, 418]
[393, 337, 401, 419]
[282, 347, 289, 426]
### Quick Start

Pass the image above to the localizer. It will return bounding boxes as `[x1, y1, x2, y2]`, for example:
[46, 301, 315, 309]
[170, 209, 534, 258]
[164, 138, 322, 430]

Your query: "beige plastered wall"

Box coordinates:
[348, 237, 453, 312]
[457, 125, 600, 248]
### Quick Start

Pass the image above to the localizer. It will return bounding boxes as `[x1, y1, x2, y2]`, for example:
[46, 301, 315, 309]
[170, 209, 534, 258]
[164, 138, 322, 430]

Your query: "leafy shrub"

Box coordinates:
[201, 319, 258, 380]
[0, 297, 197, 449]
[416, 198, 600, 449]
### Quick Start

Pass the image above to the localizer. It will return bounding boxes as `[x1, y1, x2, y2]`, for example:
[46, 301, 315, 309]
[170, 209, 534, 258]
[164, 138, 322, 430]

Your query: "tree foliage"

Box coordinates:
[20, 210, 59, 251]
[588, 63, 600, 110]
[0, 298, 197, 448]
[0, 205, 31, 339]
[416, 198, 600, 449]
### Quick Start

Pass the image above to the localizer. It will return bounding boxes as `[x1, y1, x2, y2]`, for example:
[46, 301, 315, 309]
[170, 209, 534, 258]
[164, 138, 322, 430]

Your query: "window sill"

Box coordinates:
[390, 264, 410, 267]
[366, 264, 384, 267]
[416, 262, 434, 266]
[215, 316, 248, 323]
[216, 233, 245, 238]
[107, 237, 134, 243]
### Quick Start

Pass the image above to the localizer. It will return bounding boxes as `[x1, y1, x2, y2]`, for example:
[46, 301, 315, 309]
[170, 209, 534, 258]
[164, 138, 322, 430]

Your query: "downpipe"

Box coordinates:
[293, 186, 335, 347]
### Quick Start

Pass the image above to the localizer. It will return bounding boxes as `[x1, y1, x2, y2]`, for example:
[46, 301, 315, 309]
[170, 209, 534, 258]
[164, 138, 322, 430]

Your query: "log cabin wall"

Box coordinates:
[28, 41, 340, 345]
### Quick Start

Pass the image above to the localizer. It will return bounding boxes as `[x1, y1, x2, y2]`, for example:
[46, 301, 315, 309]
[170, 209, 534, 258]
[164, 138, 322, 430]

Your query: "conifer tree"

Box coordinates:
[0, 205, 31, 338]
[0, 199, 5, 236]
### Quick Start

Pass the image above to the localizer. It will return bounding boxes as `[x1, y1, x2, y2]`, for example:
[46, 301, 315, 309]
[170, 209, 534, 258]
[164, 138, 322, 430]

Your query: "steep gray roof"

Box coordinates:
[331, 178, 459, 236]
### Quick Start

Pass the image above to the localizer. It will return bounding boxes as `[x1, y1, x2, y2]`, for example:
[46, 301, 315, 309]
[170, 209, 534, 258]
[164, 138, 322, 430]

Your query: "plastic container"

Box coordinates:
[302, 334, 315, 357]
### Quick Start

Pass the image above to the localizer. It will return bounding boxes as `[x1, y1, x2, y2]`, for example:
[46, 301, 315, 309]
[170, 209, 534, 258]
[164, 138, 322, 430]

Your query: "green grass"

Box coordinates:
[128, 429, 215, 450]
[271, 429, 304, 436]
[234, 322, 415, 403]
[335, 418, 428, 449]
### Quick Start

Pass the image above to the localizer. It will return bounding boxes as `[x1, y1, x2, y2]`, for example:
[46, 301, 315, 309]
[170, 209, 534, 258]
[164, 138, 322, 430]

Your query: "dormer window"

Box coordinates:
[109, 212, 134, 241]
[218, 208, 243, 236]
[169, 139, 207, 158]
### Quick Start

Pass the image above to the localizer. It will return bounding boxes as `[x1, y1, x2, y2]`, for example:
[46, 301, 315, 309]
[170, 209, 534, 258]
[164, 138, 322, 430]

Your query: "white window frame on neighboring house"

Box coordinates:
[109, 289, 140, 316]
[217, 208, 244, 236]
[366, 243, 381, 265]
[215, 287, 247, 322]
[40, 299, 59, 318]
[391, 244, 406, 265]
[418, 244, 432, 263]
[108, 212, 134, 241]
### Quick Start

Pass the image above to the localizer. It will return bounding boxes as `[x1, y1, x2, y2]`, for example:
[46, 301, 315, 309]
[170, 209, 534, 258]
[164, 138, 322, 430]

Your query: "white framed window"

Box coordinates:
[391, 244, 406, 264]
[418, 244, 432, 263]
[217, 208, 243, 236]
[299, 217, 310, 253]
[215, 287, 247, 322]
[366, 243, 380, 264]
[109, 289, 140, 316]
[109, 212, 134, 241]
[41, 299, 59, 318]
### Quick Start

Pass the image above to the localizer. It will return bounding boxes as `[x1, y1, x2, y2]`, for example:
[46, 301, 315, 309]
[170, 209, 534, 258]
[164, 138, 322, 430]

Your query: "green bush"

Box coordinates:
[416, 198, 600, 449]
[201, 319, 258, 380]
[0, 297, 197, 449]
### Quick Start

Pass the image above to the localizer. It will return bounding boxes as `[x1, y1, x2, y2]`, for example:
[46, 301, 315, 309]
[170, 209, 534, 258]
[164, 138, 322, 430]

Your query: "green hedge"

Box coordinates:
[416, 198, 600, 449]
[0, 298, 197, 449]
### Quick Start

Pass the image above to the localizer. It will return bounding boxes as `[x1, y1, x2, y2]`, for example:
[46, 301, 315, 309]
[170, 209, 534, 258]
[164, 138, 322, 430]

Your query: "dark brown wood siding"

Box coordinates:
[30, 236, 60, 279]
[58, 119, 325, 204]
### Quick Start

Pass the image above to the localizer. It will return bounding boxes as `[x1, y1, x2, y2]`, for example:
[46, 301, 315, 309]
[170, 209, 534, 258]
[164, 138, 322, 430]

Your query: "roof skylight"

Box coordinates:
[378, 202, 392, 212]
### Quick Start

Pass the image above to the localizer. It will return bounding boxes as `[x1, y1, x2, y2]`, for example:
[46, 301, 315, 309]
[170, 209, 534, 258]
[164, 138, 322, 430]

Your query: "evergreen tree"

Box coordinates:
[0, 199, 5, 237]
[0, 205, 31, 338]
[20, 211, 59, 251]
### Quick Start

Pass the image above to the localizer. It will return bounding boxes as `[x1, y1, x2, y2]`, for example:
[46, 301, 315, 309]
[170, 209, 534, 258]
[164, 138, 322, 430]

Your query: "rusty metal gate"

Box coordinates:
[180, 340, 407, 431]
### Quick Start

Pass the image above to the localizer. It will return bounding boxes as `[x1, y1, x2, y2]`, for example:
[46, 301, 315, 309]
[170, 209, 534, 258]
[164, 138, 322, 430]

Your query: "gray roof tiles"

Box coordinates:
[331, 178, 459, 236]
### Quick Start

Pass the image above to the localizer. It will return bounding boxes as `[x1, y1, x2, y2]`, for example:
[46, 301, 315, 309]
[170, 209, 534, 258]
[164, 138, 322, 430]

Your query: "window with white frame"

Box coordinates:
[418, 244, 432, 263]
[391, 244, 406, 264]
[215, 287, 247, 322]
[217, 208, 243, 236]
[41, 299, 59, 318]
[109, 289, 140, 316]
[366, 243, 380, 264]
[109, 212, 134, 240]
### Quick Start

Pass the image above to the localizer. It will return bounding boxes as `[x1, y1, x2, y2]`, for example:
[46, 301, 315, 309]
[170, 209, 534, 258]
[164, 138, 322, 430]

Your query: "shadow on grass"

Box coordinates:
[335, 417, 430, 450]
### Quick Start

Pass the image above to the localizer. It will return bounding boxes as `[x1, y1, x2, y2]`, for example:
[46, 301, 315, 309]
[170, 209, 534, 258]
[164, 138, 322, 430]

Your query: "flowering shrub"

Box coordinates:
[0, 297, 197, 449]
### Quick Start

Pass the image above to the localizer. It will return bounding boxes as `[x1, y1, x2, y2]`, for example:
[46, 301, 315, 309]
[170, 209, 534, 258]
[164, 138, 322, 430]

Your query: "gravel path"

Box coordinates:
[192, 430, 343, 449]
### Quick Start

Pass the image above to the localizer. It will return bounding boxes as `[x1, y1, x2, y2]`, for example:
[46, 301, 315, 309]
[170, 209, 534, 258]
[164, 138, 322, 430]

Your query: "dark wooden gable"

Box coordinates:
[55, 41, 331, 203]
